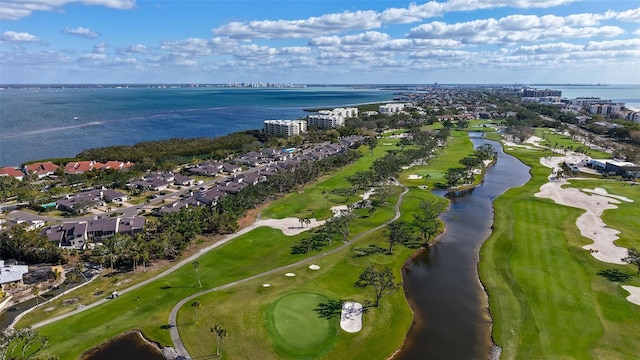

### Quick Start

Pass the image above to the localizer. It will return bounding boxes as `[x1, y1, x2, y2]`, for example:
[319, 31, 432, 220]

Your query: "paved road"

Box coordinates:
[168, 182, 409, 359]
[27, 180, 408, 359]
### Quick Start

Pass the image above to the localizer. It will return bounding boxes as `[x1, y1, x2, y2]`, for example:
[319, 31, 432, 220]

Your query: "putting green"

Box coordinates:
[267, 292, 337, 356]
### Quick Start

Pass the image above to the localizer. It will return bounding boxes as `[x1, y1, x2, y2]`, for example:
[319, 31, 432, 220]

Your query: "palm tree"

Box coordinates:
[211, 324, 227, 357]
[191, 301, 201, 323]
[193, 260, 202, 288]
[75, 262, 88, 282]
[32, 285, 41, 307]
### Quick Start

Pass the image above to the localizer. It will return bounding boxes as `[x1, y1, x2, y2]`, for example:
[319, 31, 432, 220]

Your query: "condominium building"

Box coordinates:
[521, 88, 562, 97]
[263, 120, 307, 137]
[306, 107, 358, 129]
[588, 103, 623, 115]
[569, 97, 613, 108]
[379, 103, 409, 114]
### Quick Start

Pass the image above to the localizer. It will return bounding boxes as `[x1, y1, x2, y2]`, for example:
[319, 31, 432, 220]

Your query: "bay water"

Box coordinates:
[0, 86, 396, 167]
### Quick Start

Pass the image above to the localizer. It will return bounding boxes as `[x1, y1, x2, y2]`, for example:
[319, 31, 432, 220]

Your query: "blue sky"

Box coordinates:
[1, 0, 639, 84]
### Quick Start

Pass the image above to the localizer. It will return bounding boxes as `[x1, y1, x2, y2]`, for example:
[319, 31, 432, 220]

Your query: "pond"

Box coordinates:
[79, 331, 165, 360]
[395, 134, 531, 359]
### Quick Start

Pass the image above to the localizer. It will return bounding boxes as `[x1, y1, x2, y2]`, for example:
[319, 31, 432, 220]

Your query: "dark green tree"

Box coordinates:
[354, 266, 399, 307]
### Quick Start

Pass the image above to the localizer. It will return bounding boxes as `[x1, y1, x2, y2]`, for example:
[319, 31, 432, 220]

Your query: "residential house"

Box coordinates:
[64, 161, 103, 175]
[222, 162, 241, 174]
[194, 188, 227, 206]
[186, 161, 223, 177]
[0, 260, 29, 291]
[0, 167, 24, 181]
[23, 161, 58, 178]
[173, 174, 194, 186]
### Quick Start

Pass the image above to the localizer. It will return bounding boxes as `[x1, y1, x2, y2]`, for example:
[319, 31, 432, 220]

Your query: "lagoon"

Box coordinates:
[396, 134, 531, 359]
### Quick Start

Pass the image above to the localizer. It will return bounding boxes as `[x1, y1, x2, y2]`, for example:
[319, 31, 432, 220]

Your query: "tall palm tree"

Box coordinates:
[75, 262, 88, 282]
[211, 324, 227, 357]
[191, 301, 201, 323]
[193, 260, 202, 288]
[32, 285, 41, 307]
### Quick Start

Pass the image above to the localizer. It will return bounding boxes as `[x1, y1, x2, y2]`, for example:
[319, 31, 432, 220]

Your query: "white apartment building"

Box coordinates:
[263, 120, 307, 137]
[379, 103, 409, 114]
[570, 97, 613, 109]
[306, 107, 358, 129]
[588, 103, 623, 115]
[626, 112, 640, 124]
[307, 114, 344, 129]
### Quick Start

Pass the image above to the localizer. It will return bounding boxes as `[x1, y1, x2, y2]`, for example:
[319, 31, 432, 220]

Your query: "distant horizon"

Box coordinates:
[1, 1, 638, 84]
[2, 83, 639, 87]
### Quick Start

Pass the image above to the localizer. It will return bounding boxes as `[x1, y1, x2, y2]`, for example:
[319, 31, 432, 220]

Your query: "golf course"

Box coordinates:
[13, 125, 640, 359]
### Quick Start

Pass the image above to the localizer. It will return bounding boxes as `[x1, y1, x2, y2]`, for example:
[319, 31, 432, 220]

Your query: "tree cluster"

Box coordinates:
[0, 226, 65, 265]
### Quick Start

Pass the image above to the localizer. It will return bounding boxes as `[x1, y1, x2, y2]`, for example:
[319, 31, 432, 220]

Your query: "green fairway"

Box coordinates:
[267, 292, 337, 356]
[399, 130, 473, 188]
[479, 141, 640, 359]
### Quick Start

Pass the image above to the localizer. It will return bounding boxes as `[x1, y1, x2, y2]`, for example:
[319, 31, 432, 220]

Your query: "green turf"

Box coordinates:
[267, 292, 337, 356]
[399, 130, 474, 188]
[479, 141, 640, 359]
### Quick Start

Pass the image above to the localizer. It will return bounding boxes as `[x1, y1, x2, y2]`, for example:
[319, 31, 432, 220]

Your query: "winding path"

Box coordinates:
[168, 182, 409, 358]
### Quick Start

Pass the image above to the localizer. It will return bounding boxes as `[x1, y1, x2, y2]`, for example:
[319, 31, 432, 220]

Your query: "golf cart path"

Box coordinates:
[168, 182, 409, 358]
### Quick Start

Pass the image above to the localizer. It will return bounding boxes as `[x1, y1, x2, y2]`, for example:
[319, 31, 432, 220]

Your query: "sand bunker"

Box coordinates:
[263, 284, 271, 287]
[284, 273, 296, 277]
[308, 264, 320, 270]
[257, 217, 325, 235]
[582, 188, 633, 203]
[407, 174, 422, 180]
[535, 180, 627, 265]
[622, 286, 640, 306]
[340, 301, 363, 333]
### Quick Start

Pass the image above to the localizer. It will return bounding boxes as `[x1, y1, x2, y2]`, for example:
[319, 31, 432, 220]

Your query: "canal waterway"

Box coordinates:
[395, 134, 531, 359]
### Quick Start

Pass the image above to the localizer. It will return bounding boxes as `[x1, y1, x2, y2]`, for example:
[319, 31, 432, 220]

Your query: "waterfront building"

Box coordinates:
[588, 103, 623, 115]
[626, 112, 640, 123]
[379, 103, 409, 114]
[263, 120, 307, 137]
[569, 97, 613, 109]
[307, 107, 358, 129]
[521, 88, 562, 97]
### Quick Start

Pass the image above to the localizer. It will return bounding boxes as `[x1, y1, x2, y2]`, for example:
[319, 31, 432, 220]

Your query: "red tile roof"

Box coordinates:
[24, 161, 58, 176]
[0, 167, 24, 178]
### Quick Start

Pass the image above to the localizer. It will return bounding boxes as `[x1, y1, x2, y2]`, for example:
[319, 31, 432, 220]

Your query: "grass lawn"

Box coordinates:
[534, 127, 611, 158]
[399, 130, 473, 188]
[261, 140, 399, 220]
[177, 228, 414, 360]
[267, 292, 337, 356]
[30, 139, 405, 359]
[479, 141, 640, 359]
[30, 130, 476, 360]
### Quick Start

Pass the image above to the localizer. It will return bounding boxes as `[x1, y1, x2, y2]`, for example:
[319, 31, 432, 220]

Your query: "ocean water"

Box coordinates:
[0, 87, 396, 167]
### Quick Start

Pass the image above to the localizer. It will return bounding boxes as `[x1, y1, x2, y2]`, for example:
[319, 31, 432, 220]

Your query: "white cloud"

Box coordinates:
[160, 38, 212, 56]
[92, 42, 108, 54]
[212, 0, 580, 40]
[0, 0, 135, 20]
[214, 10, 380, 39]
[116, 44, 149, 55]
[612, 7, 640, 22]
[80, 53, 107, 60]
[62, 26, 99, 39]
[1, 30, 39, 42]
[408, 13, 625, 44]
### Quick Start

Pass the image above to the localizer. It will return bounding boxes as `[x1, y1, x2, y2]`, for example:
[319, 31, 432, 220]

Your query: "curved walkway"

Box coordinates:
[168, 183, 409, 358]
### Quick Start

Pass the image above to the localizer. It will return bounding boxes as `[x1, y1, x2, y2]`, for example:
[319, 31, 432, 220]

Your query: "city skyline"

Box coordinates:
[1, 0, 639, 84]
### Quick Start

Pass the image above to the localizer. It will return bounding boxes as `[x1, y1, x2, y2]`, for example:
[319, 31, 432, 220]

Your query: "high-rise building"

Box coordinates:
[263, 120, 307, 137]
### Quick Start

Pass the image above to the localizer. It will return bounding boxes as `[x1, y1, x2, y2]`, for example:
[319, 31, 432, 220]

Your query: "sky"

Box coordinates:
[0, 0, 639, 84]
